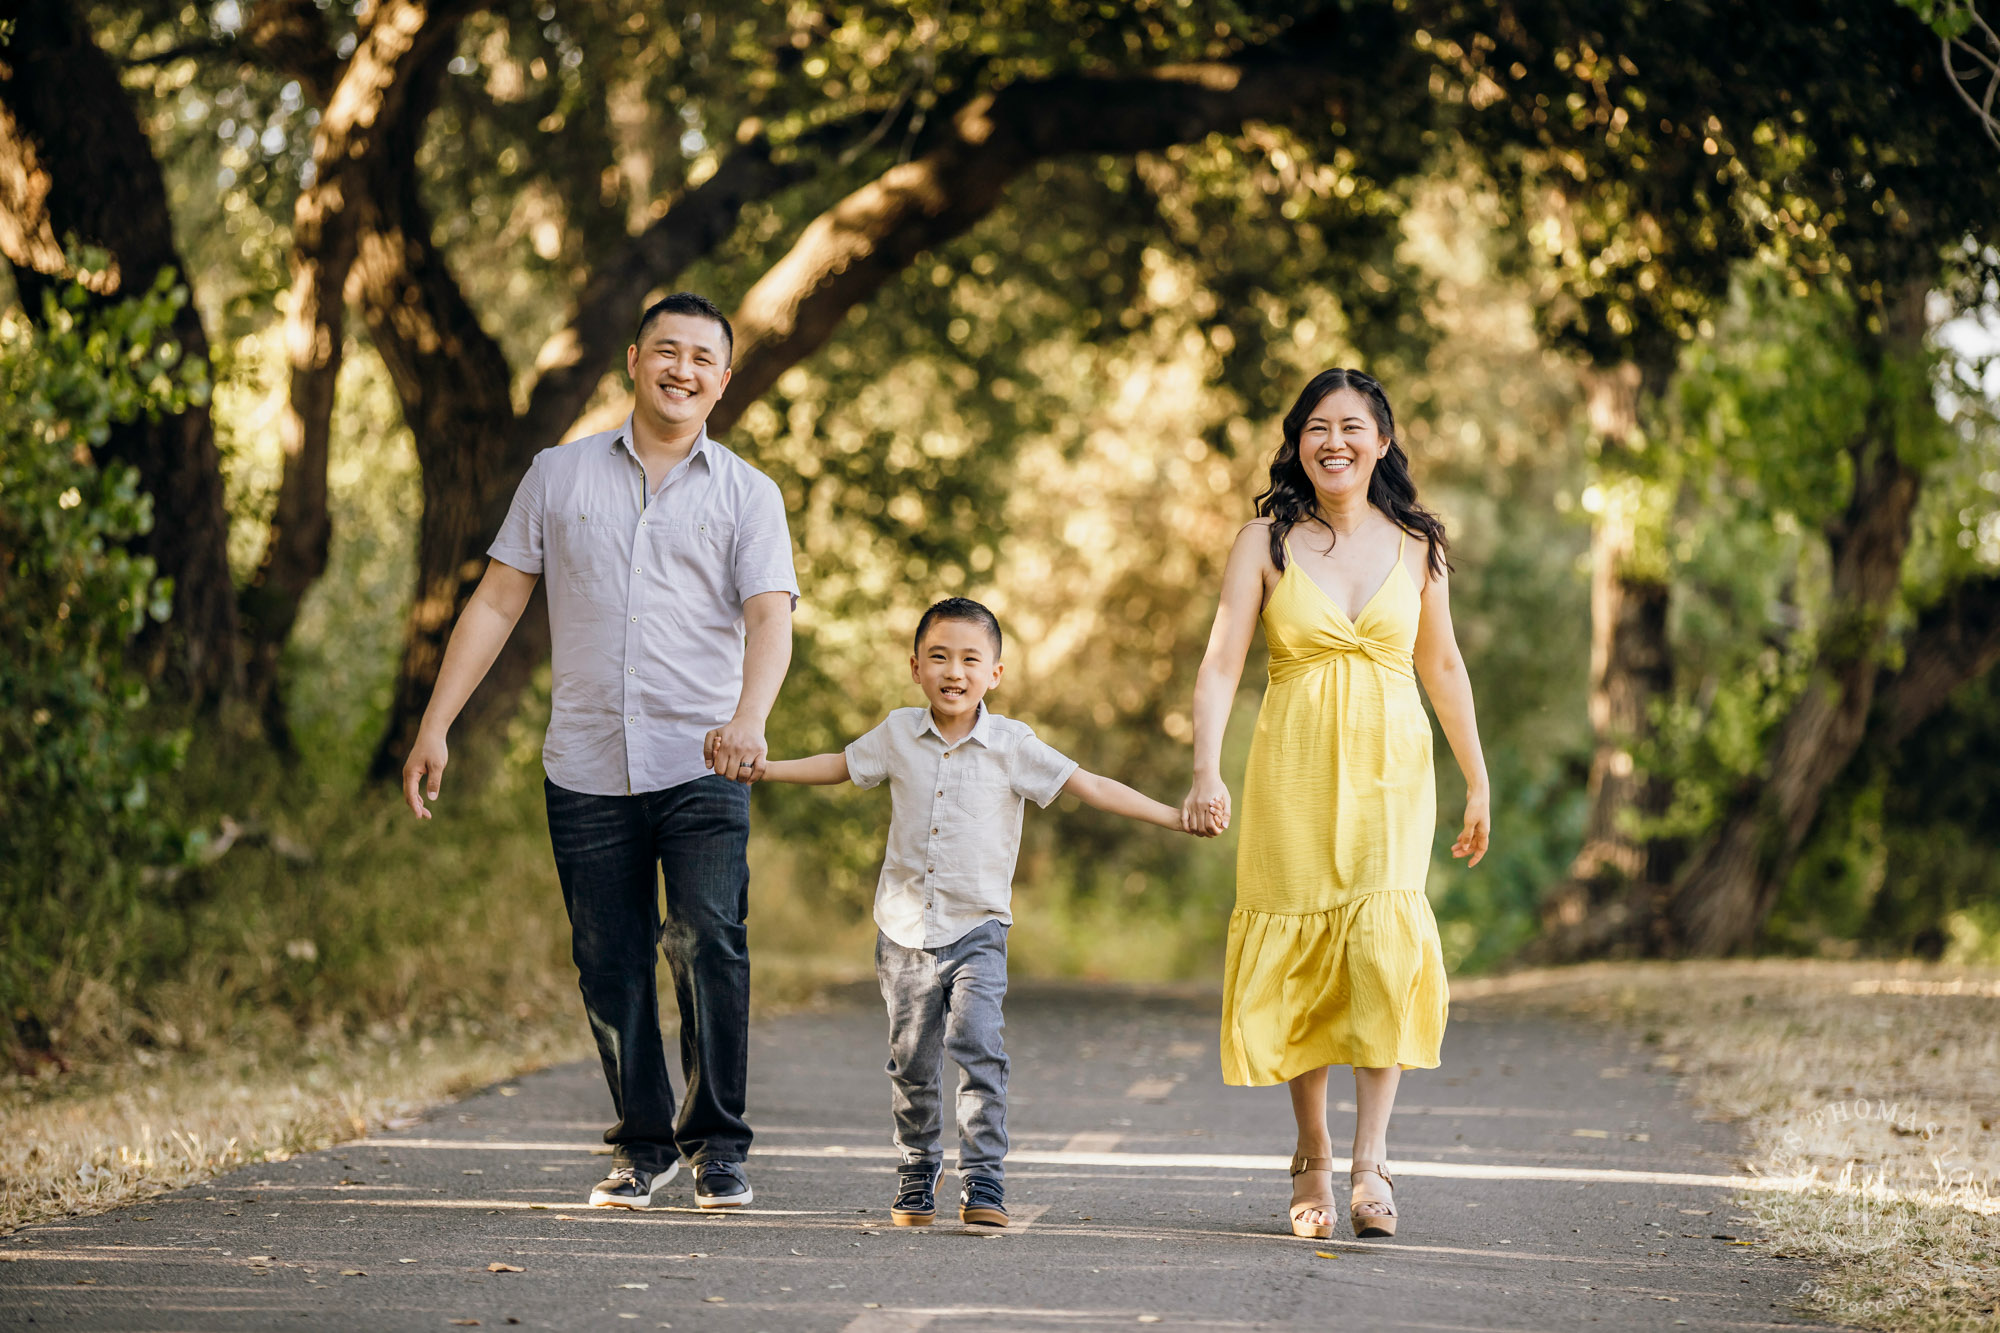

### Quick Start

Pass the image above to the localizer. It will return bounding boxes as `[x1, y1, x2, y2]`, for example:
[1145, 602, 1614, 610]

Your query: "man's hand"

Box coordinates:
[403, 729, 449, 819]
[706, 718, 768, 784]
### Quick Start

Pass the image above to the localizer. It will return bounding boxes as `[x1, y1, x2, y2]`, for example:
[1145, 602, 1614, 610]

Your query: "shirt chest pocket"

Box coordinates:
[650, 519, 737, 606]
[952, 770, 1014, 820]
[553, 513, 629, 596]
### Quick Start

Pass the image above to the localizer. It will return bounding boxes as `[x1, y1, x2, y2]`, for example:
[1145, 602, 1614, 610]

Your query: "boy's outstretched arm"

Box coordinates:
[760, 753, 851, 785]
[704, 729, 852, 785]
[1063, 769, 1214, 833]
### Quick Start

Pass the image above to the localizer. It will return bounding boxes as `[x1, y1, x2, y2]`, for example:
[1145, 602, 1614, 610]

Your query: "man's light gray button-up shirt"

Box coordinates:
[845, 703, 1079, 950]
[488, 420, 799, 797]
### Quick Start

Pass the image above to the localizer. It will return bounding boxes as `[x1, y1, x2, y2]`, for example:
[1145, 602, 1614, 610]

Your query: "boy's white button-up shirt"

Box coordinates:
[844, 703, 1078, 950]
[487, 419, 799, 797]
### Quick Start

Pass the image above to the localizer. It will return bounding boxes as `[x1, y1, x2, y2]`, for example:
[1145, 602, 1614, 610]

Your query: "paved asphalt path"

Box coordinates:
[1, 985, 1838, 1332]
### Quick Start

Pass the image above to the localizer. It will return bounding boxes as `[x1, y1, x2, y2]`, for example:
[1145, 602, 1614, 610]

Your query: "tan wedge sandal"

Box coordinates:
[1349, 1160, 1397, 1238]
[1287, 1154, 1337, 1240]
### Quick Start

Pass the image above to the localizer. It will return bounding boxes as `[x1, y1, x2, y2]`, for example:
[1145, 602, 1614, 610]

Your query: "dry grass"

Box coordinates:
[0, 1019, 591, 1235]
[1456, 960, 2000, 1331]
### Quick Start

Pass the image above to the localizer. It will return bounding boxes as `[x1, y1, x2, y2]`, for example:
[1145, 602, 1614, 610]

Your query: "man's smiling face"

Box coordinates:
[627, 312, 731, 431]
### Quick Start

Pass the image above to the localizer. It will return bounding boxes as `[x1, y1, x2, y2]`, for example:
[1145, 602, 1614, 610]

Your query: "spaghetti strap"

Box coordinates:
[1397, 528, 1407, 558]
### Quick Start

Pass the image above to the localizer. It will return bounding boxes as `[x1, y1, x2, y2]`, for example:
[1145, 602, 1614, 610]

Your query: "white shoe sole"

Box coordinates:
[589, 1160, 679, 1210]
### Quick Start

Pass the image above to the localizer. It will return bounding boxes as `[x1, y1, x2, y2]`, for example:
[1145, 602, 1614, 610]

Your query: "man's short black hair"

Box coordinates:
[635, 292, 733, 365]
[914, 597, 1002, 658]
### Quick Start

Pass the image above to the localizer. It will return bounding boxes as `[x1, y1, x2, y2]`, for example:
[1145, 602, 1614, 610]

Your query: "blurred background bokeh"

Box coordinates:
[5, 0, 1999, 1076]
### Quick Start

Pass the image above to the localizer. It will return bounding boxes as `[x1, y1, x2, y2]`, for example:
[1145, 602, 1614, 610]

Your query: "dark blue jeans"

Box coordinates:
[544, 775, 752, 1173]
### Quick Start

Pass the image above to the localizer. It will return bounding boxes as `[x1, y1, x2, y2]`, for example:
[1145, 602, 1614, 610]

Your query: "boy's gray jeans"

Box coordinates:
[875, 919, 1009, 1179]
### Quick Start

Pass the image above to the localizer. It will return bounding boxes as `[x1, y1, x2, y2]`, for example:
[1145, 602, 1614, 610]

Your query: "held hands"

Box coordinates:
[704, 721, 768, 784]
[1181, 774, 1231, 837]
[402, 729, 448, 819]
[1452, 787, 1491, 867]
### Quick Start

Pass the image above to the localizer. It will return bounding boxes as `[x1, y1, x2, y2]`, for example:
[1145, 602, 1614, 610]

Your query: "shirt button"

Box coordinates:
[631, 616, 637, 622]
[932, 827, 939, 834]
[936, 790, 944, 797]
[926, 866, 934, 874]
[626, 716, 635, 724]
[634, 566, 642, 573]
[628, 667, 636, 674]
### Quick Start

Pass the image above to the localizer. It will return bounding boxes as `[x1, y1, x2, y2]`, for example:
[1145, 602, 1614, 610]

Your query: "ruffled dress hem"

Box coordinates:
[1218, 888, 1448, 1087]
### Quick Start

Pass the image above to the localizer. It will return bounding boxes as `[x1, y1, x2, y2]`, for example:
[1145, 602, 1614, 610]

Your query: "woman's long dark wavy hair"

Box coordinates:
[1254, 367, 1450, 580]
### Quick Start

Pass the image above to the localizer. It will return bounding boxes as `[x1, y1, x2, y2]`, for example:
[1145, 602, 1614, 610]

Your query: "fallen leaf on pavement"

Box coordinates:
[488, 1262, 524, 1273]
[863, 1303, 881, 1309]
[450, 1321, 479, 1327]
[619, 1283, 648, 1290]
[248, 1256, 274, 1264]
[1314, 1251, 1340, 1260]
[703, 1296, 724, 1303]
[399, 1258, 418, 1264]
[339, 1270, 365, 1277]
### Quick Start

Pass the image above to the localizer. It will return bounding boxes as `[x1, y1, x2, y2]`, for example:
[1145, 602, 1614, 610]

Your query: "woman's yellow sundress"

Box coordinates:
[1220, 530, 1449, 1086]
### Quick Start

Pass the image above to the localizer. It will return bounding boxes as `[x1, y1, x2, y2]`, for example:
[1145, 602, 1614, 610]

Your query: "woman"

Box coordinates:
[1182, 367, 1489, 1240]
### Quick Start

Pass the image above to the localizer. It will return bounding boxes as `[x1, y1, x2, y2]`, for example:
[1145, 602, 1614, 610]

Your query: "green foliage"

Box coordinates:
[1898, 0, 1981, 42]
[0, 266, 206, 1043]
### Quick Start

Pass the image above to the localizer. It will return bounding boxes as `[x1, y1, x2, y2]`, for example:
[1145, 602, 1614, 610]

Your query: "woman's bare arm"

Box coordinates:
[1412, 550, 1490, 866]
[1182, 522, 1274, 834]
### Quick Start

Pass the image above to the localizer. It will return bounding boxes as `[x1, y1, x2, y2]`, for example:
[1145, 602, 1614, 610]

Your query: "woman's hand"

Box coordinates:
[1452, 787, 1490, 867]
[1182, 772, 1232, 837]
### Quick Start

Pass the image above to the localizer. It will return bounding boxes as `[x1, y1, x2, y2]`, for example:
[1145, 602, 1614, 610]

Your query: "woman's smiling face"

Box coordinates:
[1298, 386, 1387, 506]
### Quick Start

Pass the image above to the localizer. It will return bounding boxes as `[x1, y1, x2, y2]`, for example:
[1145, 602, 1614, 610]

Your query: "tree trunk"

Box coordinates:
[1525, 362, 1678, 961]
[238, 0, 476, 745]
[1666, 281, 1930, 955]
[0, 0, 239, 701]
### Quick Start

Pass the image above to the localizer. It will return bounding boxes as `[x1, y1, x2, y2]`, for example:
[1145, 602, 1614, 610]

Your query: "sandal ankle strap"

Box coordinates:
[1289, 1154, 1336, 1175]
[1349, 1160, 1394, 1186]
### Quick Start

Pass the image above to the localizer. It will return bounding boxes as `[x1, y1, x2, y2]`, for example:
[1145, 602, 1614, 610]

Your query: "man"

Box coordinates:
[402, 292, 796, 1210]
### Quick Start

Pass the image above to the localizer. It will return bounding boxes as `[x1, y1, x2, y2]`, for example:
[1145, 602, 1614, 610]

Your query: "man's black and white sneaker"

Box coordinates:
[589, 1162, 676, 1209]
[890, 1162, 941, 1227]
[958, 1173, 1008, 1227]
[694, 1160, 753, 1209]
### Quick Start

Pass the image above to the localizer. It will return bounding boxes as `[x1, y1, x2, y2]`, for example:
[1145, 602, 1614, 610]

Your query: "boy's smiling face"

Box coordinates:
[911, 617, 1003, 729]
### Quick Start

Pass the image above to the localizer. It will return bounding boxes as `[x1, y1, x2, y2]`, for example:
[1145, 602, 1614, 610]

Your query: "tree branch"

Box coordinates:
[711, 56, 1358, 433]
[1876, 572, 2000, 749]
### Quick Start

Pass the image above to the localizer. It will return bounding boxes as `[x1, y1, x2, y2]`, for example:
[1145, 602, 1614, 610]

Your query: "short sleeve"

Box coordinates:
[487, 450, 548, 575]
[734, 473, 800, 608]
[1009, 728, 1078, 809]
[844, 717, 896, 791]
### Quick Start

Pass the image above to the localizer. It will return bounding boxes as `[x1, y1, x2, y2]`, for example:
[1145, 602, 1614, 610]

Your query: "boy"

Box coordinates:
[713, 597, 1217, 1227]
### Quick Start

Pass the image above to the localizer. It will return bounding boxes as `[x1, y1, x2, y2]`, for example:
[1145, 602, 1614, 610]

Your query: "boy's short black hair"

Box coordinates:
[634, 292, 733, 365]
[914, 597, 1002, 657]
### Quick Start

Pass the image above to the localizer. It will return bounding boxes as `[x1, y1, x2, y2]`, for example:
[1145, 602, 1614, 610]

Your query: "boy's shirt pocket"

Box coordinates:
[952, 772, 1015, 820]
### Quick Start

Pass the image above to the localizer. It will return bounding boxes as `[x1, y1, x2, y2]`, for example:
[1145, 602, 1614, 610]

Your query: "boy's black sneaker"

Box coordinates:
[589, 1162, 675, 1209]
[694, 1160, 753, 1209]
[891, 1163, 941, 1227]
[958, 1173, 1008, 1227]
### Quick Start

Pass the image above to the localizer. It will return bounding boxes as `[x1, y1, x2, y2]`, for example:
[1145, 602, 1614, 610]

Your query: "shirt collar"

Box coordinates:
[611, 416, 713, 471]
[919, 699, 993, 750]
